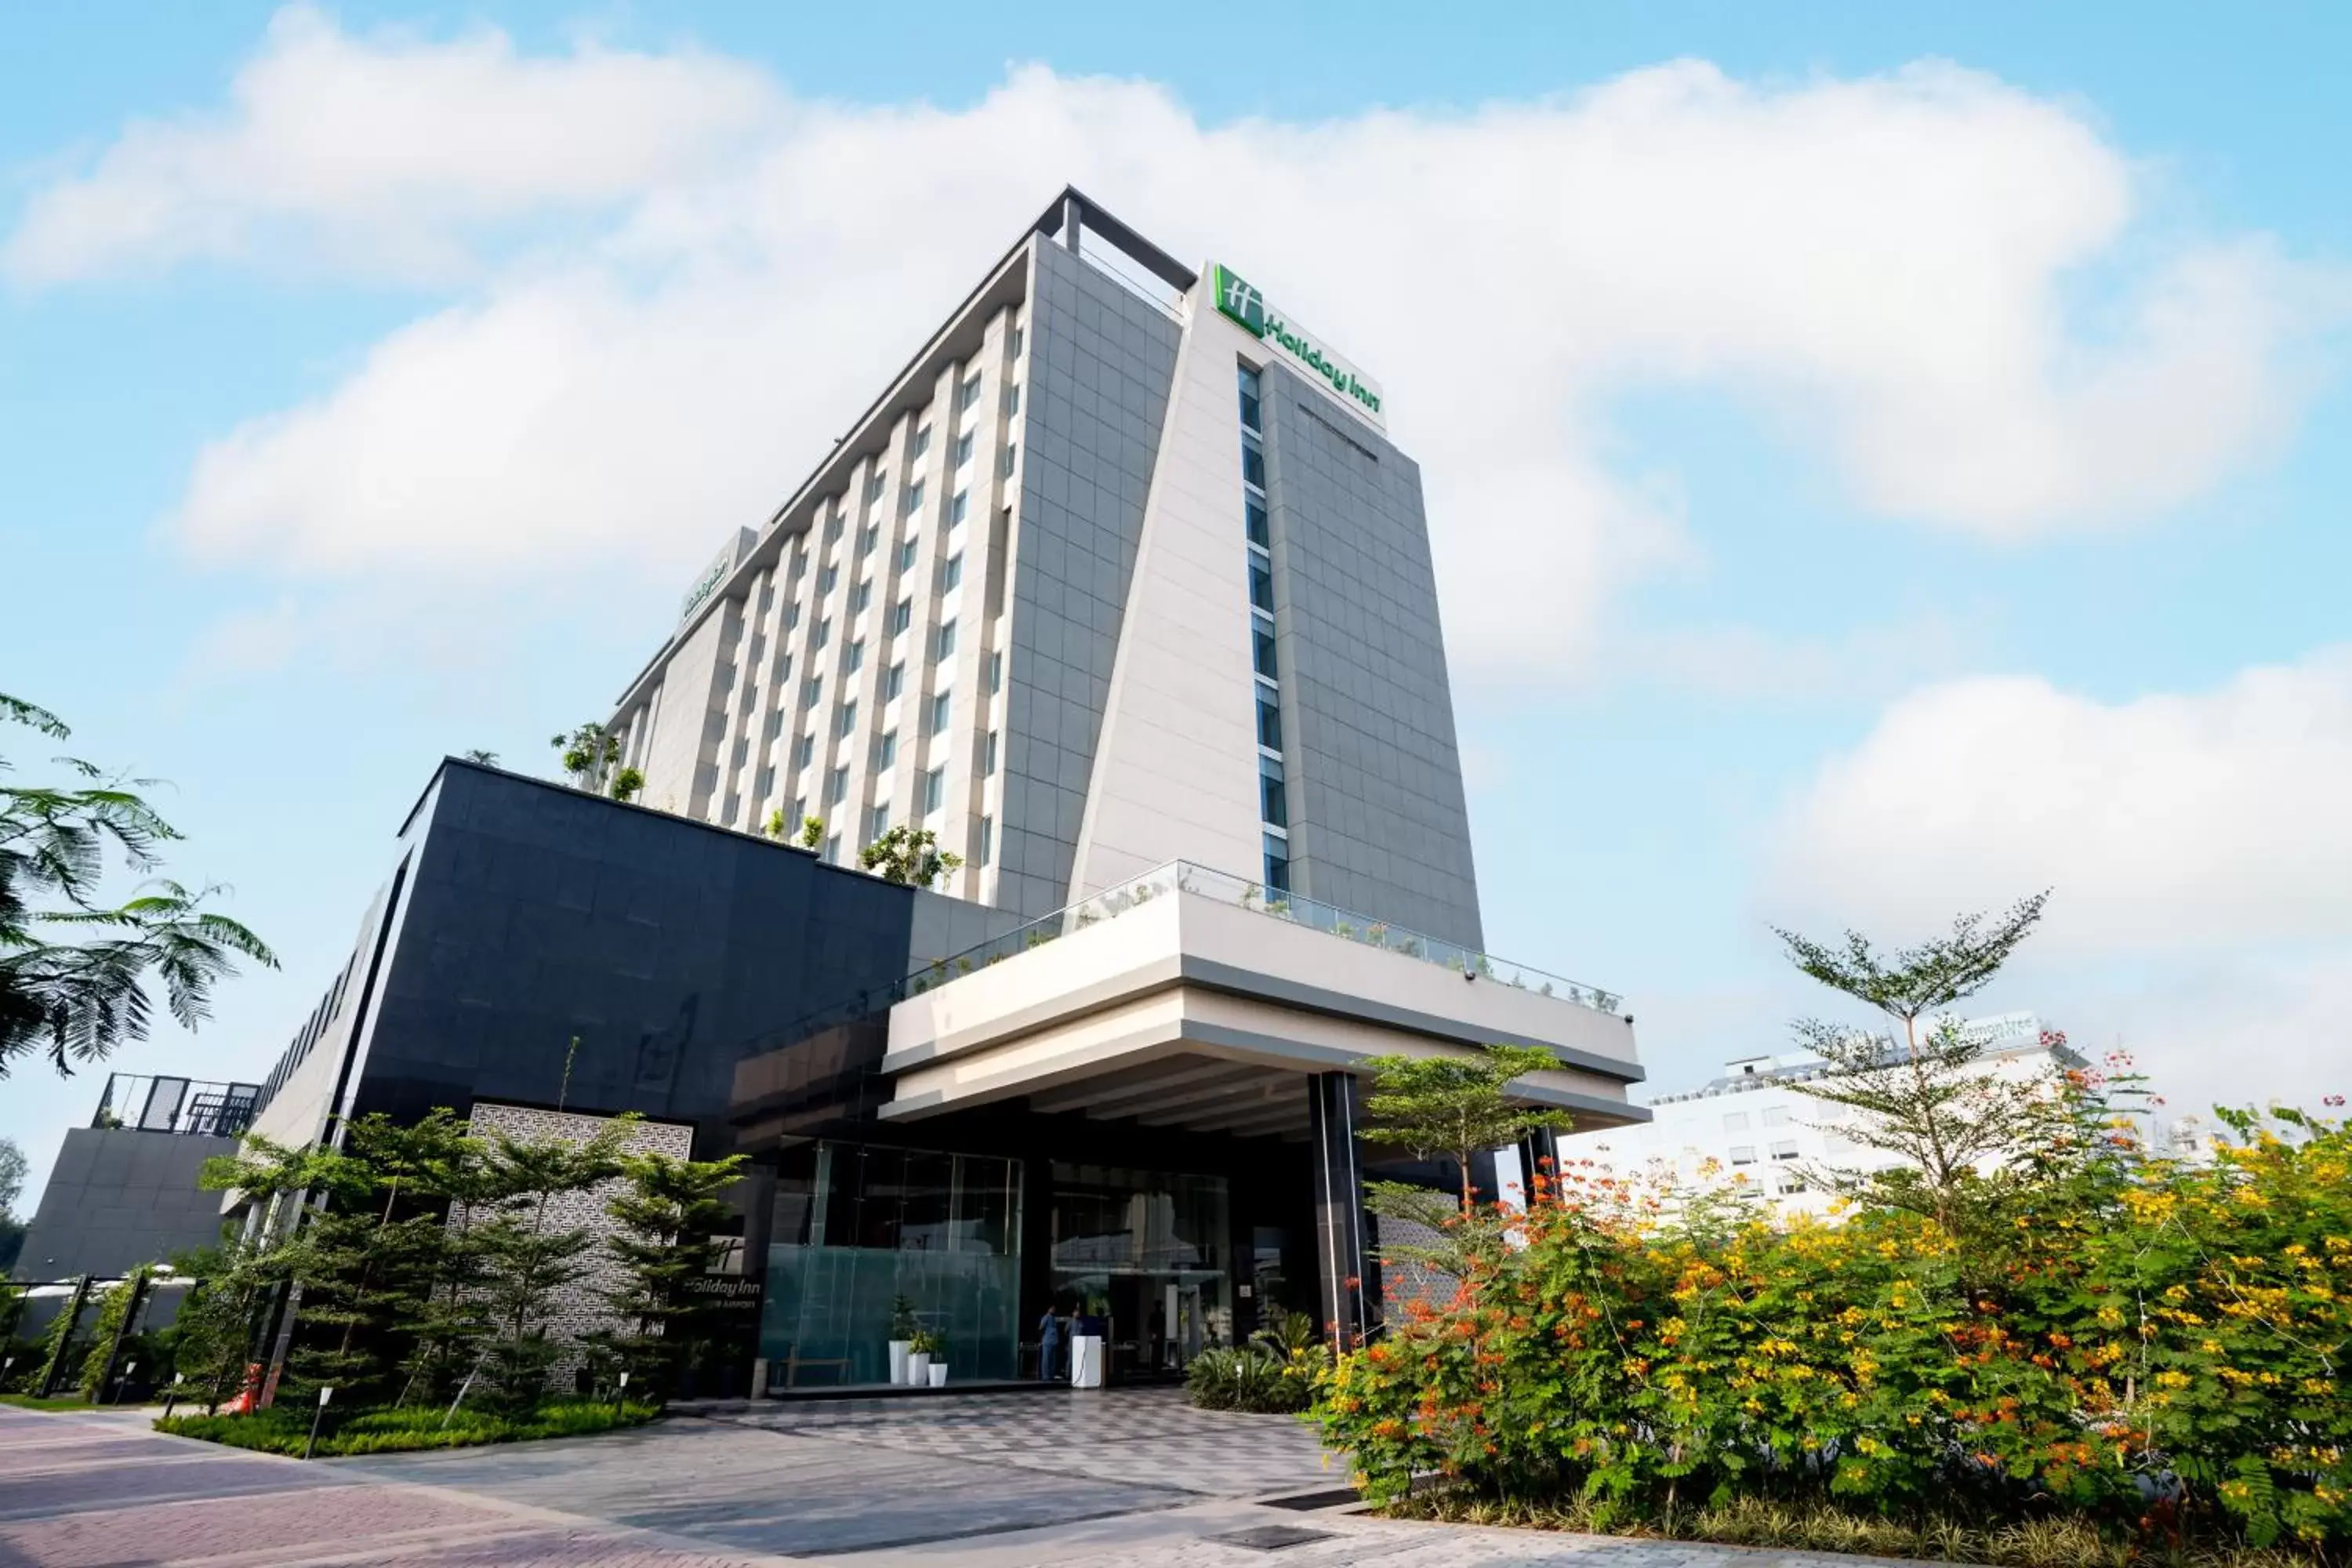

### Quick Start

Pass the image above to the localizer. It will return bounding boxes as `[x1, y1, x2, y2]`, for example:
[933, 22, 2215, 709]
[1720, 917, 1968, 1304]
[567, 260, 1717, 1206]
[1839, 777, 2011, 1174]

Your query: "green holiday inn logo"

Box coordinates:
[1209, 262, 1383, 423]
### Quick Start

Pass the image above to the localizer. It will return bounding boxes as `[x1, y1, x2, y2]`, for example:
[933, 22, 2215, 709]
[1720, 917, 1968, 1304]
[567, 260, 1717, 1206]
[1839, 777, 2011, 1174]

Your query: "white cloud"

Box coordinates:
[11, 17, 2346, 680]
[1768, 647, 2352, 956]
[2, 5, 779, 285]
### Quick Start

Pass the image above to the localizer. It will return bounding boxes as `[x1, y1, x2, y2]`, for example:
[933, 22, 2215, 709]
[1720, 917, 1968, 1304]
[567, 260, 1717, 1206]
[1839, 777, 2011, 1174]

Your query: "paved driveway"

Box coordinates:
[0, 1395, 1959, 1566]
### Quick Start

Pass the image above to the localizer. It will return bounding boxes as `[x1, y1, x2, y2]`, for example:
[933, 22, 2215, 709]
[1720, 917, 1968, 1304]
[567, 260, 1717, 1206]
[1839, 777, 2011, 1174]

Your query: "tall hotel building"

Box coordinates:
[607, 191, 1483, 946]
[40, 191, 1642, 1398]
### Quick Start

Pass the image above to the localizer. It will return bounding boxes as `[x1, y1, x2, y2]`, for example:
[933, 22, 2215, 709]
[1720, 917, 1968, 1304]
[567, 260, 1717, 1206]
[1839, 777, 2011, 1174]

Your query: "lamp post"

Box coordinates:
[303, 1385, 333, 1461]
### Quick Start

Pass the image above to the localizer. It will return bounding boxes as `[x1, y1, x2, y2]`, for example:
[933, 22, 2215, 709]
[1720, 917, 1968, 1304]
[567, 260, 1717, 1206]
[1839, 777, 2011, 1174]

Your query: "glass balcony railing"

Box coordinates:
[92, 1073, 262, 1138]
[904, 859, 1626, 1016]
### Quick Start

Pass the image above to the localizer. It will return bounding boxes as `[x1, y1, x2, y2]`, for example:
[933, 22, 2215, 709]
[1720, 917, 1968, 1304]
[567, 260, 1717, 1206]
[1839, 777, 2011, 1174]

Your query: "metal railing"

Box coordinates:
[91, 1074, 261, 1138]
[903, 859, 1626, 1016]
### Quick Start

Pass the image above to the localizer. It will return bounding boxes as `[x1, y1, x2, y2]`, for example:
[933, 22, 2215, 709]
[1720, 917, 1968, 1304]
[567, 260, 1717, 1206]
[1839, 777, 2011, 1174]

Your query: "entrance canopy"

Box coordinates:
[880, 862, 1647, 1141]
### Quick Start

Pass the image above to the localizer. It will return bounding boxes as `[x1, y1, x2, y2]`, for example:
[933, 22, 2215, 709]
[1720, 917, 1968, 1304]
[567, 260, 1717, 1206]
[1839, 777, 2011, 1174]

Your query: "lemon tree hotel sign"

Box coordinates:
[1209, 263, 1385, 430]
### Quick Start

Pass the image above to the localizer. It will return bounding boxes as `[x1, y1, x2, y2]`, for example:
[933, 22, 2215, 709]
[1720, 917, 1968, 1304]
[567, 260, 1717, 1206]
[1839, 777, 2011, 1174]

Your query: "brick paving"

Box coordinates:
[0, 1397, 1970, 1566]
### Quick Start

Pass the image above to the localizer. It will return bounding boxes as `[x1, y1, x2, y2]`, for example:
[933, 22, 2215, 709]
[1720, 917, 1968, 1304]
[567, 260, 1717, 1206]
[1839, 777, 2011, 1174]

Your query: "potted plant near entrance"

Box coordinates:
[906, 1327, 938, 1388]
[912, 1328, 947, 1387]
[887, 1297, 918, 1386]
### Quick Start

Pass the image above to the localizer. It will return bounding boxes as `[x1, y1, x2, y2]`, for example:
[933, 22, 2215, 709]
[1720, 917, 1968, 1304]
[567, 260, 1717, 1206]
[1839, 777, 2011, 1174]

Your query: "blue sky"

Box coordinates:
[6, 3, 2350, 1209]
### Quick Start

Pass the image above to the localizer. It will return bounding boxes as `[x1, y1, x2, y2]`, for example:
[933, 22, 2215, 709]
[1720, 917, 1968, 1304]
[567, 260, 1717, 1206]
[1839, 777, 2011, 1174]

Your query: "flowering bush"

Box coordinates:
[1315, 1094, 2352, 1555]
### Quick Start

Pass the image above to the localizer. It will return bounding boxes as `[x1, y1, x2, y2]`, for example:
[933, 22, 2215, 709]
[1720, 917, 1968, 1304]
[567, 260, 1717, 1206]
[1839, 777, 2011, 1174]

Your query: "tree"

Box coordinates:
[0, 1137, 24, 1275]
[464, 1123, 626, 1415]
[792, 815, 825, 850]
[168, 1237, 287, 1414]
[461, 750, 499, 766]
[1773, 893, 2066, 1235]
[588, 1151, 745, 1401]
[2, 693, 277, 1076]
[1360, 1044, 1574, 1214]
[608, 766, 644, 804]
[858, 824, 963, 887]
[549, 723, 621, 793]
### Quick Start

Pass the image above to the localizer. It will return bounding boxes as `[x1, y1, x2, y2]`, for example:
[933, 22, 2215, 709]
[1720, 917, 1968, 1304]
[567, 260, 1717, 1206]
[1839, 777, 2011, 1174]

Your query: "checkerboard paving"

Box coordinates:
[697, 1385, 1342, 1497]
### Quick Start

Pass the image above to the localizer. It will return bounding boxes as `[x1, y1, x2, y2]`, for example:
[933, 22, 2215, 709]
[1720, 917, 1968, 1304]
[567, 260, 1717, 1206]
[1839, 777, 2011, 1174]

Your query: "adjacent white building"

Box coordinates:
[1558, 1012, 2075, 1219]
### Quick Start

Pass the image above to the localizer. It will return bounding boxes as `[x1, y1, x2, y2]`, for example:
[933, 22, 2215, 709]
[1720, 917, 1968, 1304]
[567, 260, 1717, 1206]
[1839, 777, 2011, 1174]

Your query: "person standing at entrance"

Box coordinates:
[1038, 1304, 1065, 1382]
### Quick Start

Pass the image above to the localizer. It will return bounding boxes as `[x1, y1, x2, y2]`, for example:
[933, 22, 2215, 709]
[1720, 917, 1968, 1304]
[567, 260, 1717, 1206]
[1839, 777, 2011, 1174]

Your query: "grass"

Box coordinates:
[1383, 1491, 2338, 1568]
[0, 1393, 105, 1411]
[156, 1399, 662, 1457]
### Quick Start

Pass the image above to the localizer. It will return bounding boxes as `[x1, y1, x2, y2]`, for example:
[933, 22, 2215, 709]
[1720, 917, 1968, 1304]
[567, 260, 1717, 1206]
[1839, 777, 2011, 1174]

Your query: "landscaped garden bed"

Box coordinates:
[157, 1398, 659, 1457]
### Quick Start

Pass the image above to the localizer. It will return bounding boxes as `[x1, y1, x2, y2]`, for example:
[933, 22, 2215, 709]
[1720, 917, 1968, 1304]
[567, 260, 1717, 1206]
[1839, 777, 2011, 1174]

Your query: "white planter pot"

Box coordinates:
[927, 1362, 948, 1388]
[907, 1352, 932, 1386]
[1069, 1334, 1105, 1389]
[887, 1341, 911, 1386]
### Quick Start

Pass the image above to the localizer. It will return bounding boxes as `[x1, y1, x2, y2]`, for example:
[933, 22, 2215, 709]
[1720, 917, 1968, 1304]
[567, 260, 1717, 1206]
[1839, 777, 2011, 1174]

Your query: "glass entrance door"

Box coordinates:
[1048, 1162, 1231, 1381]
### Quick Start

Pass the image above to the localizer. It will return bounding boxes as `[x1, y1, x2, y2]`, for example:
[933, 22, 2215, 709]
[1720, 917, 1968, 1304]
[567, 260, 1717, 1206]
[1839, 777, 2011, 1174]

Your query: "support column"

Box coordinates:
[1516, 1126, 1562, 1205]
[1307, 1071, 1369, 1350]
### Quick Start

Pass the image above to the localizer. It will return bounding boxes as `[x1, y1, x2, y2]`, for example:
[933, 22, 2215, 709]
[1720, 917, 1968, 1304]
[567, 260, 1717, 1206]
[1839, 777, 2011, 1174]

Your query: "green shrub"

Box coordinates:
[1186, 1347, 1311, 1414]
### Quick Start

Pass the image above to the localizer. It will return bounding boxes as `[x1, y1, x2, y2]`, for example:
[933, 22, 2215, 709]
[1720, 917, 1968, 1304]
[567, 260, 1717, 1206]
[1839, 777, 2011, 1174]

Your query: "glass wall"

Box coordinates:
[760, 1141, 1022, 1388]
[1049, 1162, 1232, 1377]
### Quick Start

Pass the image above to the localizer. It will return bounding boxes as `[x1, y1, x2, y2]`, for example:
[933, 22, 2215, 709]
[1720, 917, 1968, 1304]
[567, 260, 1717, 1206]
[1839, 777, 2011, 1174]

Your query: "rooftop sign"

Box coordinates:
[677, 543, 733, 625]
[1208, 263, 1385, 430]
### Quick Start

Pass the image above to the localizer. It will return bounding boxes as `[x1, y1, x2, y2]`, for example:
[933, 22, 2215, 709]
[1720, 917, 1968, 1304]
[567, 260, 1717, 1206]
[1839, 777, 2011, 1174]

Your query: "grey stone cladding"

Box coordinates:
[13, 1128, 240, 1281]
[1260, 368, 1486, 950]
[457, 1102, 694, 1383]
[994, 241, 1182, 919]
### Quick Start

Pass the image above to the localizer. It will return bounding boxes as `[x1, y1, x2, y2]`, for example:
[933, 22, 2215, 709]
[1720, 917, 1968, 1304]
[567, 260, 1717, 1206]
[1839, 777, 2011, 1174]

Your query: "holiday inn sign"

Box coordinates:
[1209, 263, 1387, 430]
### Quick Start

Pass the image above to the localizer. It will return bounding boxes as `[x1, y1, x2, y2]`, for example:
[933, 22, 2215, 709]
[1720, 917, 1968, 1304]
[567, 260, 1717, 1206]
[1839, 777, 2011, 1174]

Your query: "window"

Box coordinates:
[935, 619, 957, 660]
[1255, 691, 1283, 751]
[790, 794, 807, 827]
[812, 618, 830, 650]
[903, 478, 924, 516]
[911, 423, 931, 458]
[1000, 443, 1018, 477]
[982, 729, 999, 776]
[978, 815, 993, 866]
[851, 578, 873, 613]
[953, 430, 974, 468]
[842, 639, 865, 674]
[1245, 495, 1269, 547]
[864, 804, 891, 844]
[1263, 829, 1290, 894]
[773, 651, 792, 684]
[859, 523, 880, 558]
[929, 691, 952, 735]
[1237, 363, 1262, 432]
[827, 764, 849, 805]
[1258, 754, 1287, 827]
[829, 506, 849, 539]
[1249, 559, 1276, 613]
[766, 709, 786, 739]
[1770, 1140, 1802, 1161]
[757, 583, 775, 615]
[1001, 383, 1021, 416]
[958, 372, 982, 412]
[801, 676, 822, 707]
[789, 546, 807, 579]
[889, 597, 913, 636]
[823, 832, 840, 864]
[836, 701, 858, 737]
[1009, 325, 1024, 358]
[786, 603, 801, 630]
[864, 472, 886, 503]
[898, 538, 918, 572]
[1762, 1106, 1793, 1128]
[1253, 623, 1279, 681]
[941, 553, 963, 590]
[1729, 1145, 1758, 1166]
[873, 730, 897, 770]
[884, 661, 906, 699]
[754, 765, 774, 798]
[819, 563, 838, 594]
[950, 488, 970, 528]
[793, 733, 815, 770]
[921, 765, 946, 814]
[1722, 1112, 1751, 1133]
[1777, 1174, 1808, 1196]
[986, 649, 1003, 693]
[1240, 432, 1266, 489]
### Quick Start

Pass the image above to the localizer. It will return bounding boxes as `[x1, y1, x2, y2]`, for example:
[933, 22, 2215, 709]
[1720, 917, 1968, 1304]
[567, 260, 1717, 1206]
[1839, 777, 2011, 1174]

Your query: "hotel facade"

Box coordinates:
[40, 191, 1646, 1396]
